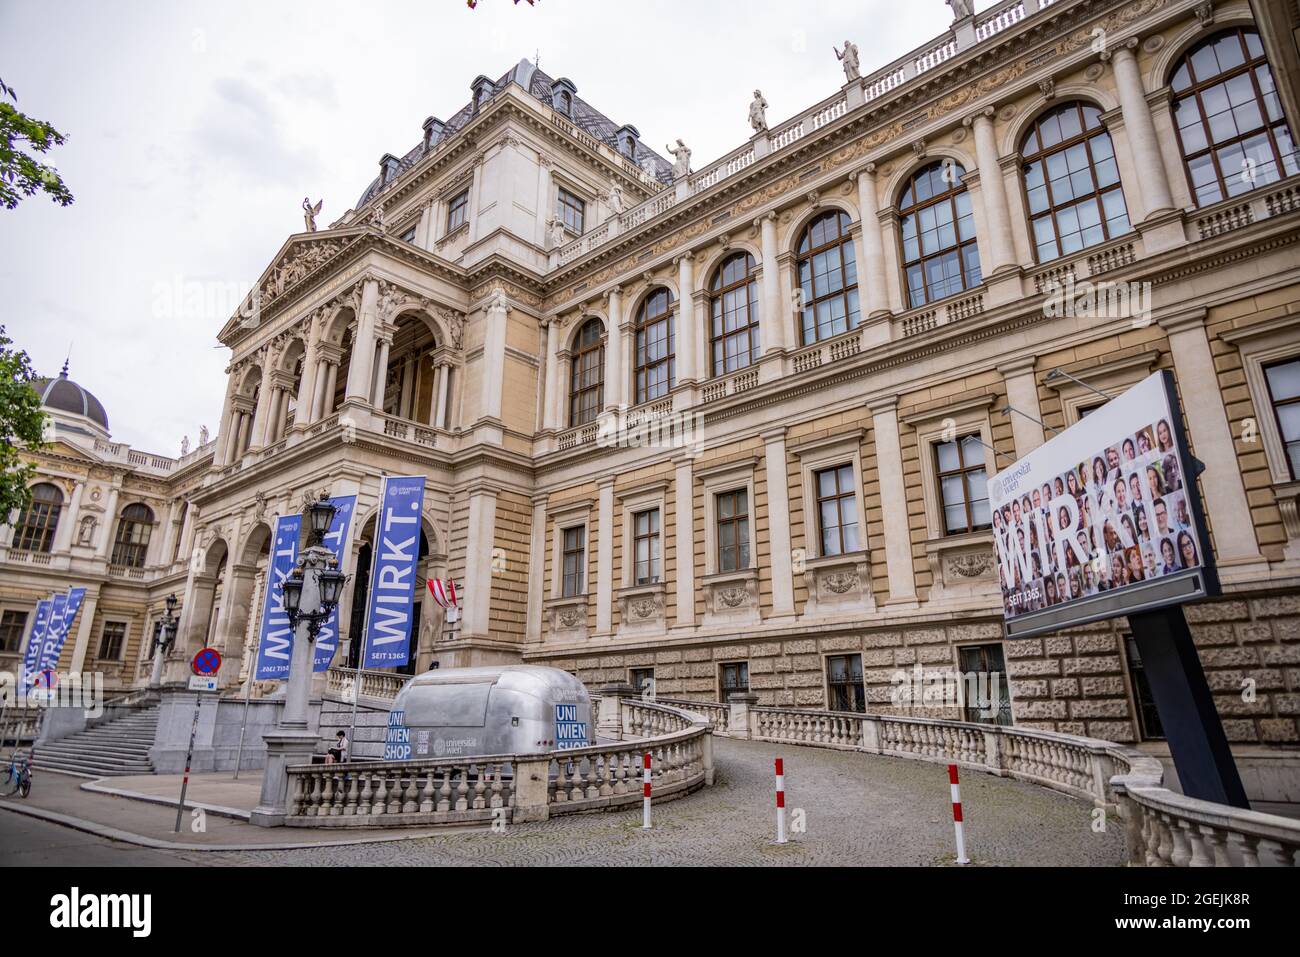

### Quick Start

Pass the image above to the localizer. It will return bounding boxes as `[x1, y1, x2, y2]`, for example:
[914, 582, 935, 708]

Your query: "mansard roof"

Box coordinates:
[355, 58, 675, 208]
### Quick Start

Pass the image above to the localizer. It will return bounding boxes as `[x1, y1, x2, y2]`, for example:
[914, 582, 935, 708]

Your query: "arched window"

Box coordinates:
[111, 503, 154, 568]
[14, 483, 62, 553]
[709, 252, 760, 376]
[1022, 102, 1133, 262]
[797, 210, 861, 344]
[569, 318, 605, 426]
[556, 91, 572, 117]
[899, 161, 981, 308]
[1171, 28, 1298, 207]
[635, 288, 675, 404]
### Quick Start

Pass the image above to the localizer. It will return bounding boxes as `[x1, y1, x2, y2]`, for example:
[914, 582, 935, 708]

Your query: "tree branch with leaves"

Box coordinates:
[0, 325, 48, 524]
[0, 76, 73, 210]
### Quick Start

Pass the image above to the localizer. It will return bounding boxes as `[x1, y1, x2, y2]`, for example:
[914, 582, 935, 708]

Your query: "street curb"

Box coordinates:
[80, 780, 251, 822]
[0, 800, 484, 853]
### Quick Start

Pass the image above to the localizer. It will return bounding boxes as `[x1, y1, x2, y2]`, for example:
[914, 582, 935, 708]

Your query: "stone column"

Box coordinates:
[479, 292, 509, 424]
[877, 208, 906, 313]
[675, 253, 697, 384]
[234, 408, 251, 458]
[370, 333, 392, 409]
[320, 354, 340, 419]
[673, 456, 695, 628]
[344, 279, 380, 404]
[249, 354, 276, 449]
[295, 319, 321, 427]
[434, 362, 451, 429]
[52, 480, 84, 553]
[1161, 310, 1266, 572]
[763, 428, 796, 617]
[467, 159, 484, 243]
[855, 165, 892, 318]
[96, 486, 120, 561]
[603, 287, 624, 411]
[998, 356, 1045, 455]
[1107, 38, 1175, 220]
[526, 495, 547, 642]
[213, 562, 259, 686]
[542, 319, 562, 430]
[967, 108, 1017, 275]
[868, 398, 918, 604]
[535, 155, 553, 246]
[595, 477, 615, 635]
[460, 485, 498, 638]
[758, 212, 787, 354]
[159, 498, 182, 567]
[414, 200, 434, 248]
[213, 376, 239, 466]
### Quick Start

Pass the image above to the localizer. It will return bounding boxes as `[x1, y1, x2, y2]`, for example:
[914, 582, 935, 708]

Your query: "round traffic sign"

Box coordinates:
[192, 647, 222, 675]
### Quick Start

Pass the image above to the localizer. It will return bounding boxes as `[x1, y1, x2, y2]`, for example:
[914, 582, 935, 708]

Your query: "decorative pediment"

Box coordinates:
[261, 232, 362, 307]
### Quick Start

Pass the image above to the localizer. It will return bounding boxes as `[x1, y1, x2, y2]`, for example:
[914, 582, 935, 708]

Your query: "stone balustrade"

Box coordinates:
[287, 691, 712, 827]
[678, 697, 1300, 867]
[326, 667, 413, 705]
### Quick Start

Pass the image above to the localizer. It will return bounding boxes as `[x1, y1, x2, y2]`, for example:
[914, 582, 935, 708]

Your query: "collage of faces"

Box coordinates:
[994, 416, 1202, 618]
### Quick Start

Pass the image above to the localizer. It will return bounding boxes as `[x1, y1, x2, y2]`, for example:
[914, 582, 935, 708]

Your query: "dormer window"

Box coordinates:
[422, 116, 446, 151]
[379, 153, 401, 185]
[616, 124, 641, 160]
[551, 78, 578, 119]
[471, 75, 496, 114]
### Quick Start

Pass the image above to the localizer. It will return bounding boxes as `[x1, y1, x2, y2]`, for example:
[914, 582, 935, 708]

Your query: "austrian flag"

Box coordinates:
[427, 578, 459, 610]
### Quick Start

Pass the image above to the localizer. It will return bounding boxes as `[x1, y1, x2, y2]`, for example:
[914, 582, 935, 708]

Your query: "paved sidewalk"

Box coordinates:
[0, 738, 1127, 865]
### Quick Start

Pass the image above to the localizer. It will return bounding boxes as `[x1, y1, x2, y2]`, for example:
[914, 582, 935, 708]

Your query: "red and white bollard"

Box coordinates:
[641, 752, 652, 829]
[948, 764, 970, 865]
[774, 757, 787, 844]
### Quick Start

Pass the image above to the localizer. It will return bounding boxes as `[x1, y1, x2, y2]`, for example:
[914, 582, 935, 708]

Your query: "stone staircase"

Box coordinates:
[32, 706, 159, 777]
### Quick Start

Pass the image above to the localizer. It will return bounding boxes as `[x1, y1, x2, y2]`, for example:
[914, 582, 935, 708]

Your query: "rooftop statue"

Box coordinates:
[835, 40, 860, 82]
[749, 90, 769, 133]
[302, 197, 322, 232]
[666, 139, 692, 178]
[607, 184, 625, 214]
[947, 0, 975, 20]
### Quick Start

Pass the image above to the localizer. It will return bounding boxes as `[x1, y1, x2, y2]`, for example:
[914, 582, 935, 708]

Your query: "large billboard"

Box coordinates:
[988, 370, 1218, 639]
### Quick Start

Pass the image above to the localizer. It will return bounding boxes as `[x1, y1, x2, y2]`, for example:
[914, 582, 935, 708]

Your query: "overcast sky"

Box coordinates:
[1, 0, 963, 453]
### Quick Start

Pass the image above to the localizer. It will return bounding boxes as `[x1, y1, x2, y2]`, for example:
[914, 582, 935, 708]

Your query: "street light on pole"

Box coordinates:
[249, 492, 348, 827]
[148, 593, 179, 690]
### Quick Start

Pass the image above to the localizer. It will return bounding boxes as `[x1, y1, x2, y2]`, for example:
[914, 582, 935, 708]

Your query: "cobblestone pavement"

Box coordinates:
[211, 738, 1127, 866]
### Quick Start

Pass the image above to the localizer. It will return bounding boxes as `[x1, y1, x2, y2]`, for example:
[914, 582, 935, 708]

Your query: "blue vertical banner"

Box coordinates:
[33, 590, 67, 681]
[21, 599, 53, 687]
[312, 494, 357, 673]
[254, 514, 303, 681]
[36, 590, 76, 677]
[363, 476, 425, 670]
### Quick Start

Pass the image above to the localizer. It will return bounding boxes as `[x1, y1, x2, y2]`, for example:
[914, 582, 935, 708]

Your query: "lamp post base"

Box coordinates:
[249, 728, 319, 827]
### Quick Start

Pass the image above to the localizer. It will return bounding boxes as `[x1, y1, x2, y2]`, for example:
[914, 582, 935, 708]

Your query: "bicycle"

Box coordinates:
[3, 752, 31, 798]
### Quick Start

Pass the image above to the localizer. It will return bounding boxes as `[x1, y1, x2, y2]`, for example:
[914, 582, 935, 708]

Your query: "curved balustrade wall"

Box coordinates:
[284, 694, 712, 827]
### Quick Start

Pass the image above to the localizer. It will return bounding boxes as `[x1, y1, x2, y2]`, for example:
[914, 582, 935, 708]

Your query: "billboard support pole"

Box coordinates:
[1128, 605, 1248, 808]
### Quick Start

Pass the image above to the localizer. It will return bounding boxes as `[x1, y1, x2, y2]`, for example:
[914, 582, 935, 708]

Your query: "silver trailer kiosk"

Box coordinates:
[386, 665, 593, 759]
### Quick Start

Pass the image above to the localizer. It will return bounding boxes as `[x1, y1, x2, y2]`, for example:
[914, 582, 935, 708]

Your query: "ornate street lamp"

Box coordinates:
[148, 593, 180, 689]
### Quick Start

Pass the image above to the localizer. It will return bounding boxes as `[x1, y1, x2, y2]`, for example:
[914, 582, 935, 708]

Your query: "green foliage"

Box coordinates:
[0, 325, 47, 522]
[0, 77, 74, 210]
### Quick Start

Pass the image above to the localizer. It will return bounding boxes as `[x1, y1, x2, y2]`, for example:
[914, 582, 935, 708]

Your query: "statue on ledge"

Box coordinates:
[749, 90, 769, 133]
[835, 40, 860, 83]
[302, 197, 322, 232]
[665, 139, 692, 179]
[947, 0, 975, 20]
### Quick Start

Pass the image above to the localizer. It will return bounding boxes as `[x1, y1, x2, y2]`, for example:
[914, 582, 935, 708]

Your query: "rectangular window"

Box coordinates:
[446, 189, 469, 232]
[557, 186, 585, 235]
[632, 508, 661, 585]
[97, 621, 127, 661]
[561, 526, 586, 597]
[399, 225, 417, 243]
[827, 654, 865, 713]
[1124, 634, 1164, 741]
[719, 661, 749, 701]
[935, 434, 991, 534]
[1263, 357, 1300, 480]
[630, 668, 655, 696]
[716, 489, 750, 572]
[0, 610, 28, 653]
[814, 464, 859, 556]
[957, 643, 1012, 726]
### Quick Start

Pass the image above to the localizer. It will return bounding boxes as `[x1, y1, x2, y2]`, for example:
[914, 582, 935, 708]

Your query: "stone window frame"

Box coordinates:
[549, 171, 597, 240]
[548, 499, 594, 600]
[628, 666, 655, 696]
[697, 457, 760, 577]
[790, 430, 868, 561]
[1045, 349, 1162, 426]
[900, 396, 997, 543]
[96, 619, 129, 662]
[617, 481, 669, 588]
[0, 606, 30, 655]
[717, 660, 750, 701]
[443, 187, 470, 237]
[951, 639, 1015, 726]
[1219, 314, 1300, 486]
[822, 650, 867, 713]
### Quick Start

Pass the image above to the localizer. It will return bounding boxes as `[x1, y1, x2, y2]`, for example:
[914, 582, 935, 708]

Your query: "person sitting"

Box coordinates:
[326, 731, 348, 764]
